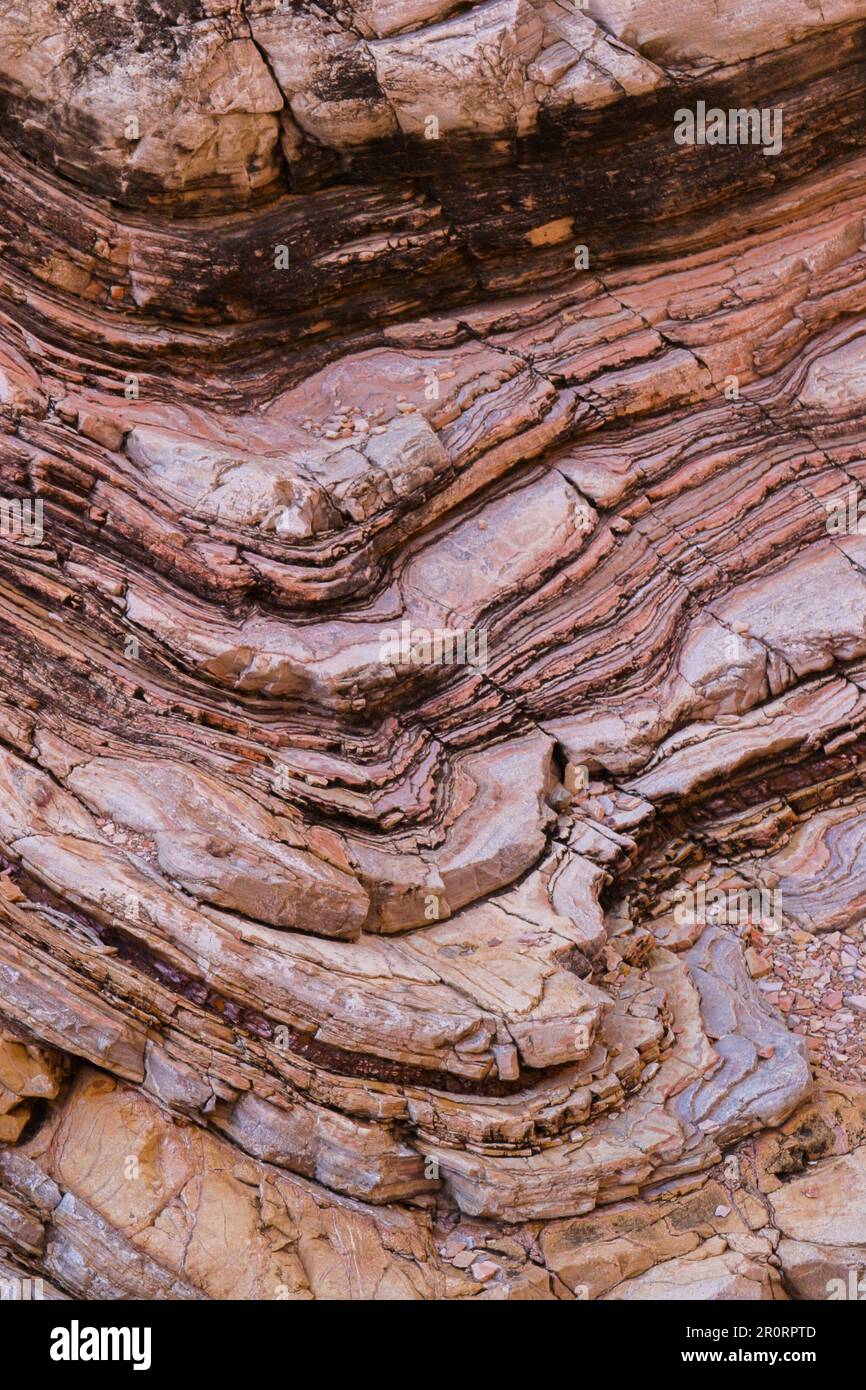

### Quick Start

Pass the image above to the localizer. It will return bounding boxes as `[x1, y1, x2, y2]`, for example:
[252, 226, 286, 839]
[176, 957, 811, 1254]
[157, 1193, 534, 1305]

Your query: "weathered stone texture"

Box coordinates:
[0, 0, 865, 1300]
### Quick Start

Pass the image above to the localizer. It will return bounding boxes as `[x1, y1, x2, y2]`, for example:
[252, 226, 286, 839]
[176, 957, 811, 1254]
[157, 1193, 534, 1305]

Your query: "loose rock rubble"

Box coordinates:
[0, 0, 864, 1301]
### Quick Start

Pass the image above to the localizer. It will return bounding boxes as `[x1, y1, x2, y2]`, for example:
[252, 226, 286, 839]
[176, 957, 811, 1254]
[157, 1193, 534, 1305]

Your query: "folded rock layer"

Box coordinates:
[0, 0, 865, 1300]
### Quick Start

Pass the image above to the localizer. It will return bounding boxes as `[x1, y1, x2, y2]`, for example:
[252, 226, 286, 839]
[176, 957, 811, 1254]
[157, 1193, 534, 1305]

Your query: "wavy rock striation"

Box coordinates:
[0, 0, 865, 1300]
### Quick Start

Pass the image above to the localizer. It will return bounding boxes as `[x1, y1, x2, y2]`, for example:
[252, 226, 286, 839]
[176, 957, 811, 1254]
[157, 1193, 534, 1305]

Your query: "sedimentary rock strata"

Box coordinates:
[0, 0, 865, 1302]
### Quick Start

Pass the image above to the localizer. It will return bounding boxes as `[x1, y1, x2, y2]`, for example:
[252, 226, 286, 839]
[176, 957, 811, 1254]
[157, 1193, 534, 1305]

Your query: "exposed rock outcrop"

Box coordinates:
[0, 0, 865, 1301]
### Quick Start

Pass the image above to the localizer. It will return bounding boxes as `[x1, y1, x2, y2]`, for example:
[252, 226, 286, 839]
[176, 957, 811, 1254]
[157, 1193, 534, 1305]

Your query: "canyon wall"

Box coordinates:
[0, 0, 865, 1300]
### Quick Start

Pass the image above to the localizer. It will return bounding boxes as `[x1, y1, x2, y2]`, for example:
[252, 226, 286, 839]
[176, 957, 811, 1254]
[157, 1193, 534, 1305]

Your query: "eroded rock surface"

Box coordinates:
[0, 0, 865, 1301]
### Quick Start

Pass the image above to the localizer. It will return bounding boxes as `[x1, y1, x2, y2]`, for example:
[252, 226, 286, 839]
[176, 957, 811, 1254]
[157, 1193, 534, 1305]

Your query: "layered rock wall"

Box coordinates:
[0, 0, 865, 1300]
